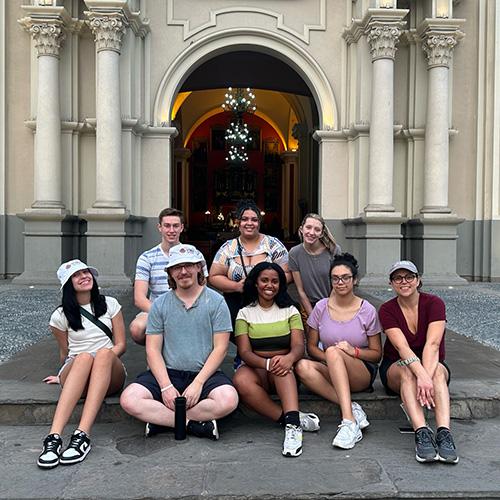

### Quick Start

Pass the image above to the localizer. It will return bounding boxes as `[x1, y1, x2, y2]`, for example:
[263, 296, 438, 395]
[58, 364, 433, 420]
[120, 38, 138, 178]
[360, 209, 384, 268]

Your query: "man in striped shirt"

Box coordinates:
[129, 208, 185, 344]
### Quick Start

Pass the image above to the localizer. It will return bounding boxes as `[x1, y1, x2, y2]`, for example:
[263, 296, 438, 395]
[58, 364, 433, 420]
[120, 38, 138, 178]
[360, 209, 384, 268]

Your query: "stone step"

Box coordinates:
[1, 378, 498, 425]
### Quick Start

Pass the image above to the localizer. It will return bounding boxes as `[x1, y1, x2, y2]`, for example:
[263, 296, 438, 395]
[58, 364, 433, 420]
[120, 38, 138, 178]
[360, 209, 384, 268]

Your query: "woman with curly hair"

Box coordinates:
[232, 262, 319, 458]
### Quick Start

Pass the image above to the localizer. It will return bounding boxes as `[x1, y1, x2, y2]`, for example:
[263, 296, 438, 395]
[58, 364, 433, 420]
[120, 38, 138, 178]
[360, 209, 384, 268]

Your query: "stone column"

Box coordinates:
[86, 10, 128, 209]
[15, 8, 76, 284]
[405, 19, 467, 285]
[365, 17, 405, 213]
[342, 9, 409, 286]
[292, 123, 311, 218]
[419, 22, 464, 213]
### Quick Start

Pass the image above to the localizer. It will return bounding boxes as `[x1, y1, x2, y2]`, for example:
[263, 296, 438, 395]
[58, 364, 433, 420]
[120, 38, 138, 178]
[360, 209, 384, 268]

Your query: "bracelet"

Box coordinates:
[397, 356, 419, 367]
[266, 358, 270, 372]
[160, 383, 173, 393]
[354, 347, 360, 359]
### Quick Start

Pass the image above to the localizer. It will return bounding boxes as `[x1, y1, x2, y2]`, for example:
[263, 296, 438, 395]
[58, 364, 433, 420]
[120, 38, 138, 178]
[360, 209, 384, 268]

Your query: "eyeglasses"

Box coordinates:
[391, 274, 417, 284]
[331, 274, 353, 284]
[168, 263, 196, 273]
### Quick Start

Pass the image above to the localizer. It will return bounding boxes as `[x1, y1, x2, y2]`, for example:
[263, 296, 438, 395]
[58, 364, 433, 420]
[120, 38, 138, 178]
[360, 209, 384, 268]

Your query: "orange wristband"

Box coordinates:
[354, 347, 360, 359]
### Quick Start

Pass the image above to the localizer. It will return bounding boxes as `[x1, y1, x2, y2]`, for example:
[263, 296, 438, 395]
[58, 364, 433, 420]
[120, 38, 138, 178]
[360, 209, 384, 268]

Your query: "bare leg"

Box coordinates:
[129, 313, 148, 345]
[295, 359, 340, 404]
[233, 365, 282, 421]
[433, 363, 451, 429]
[186, 385, 239, 422]
[50, 353, 94, 435]
[120, 383, 175, 427]
[272, 371, 299, 413]
[325, 348, 371, 422]
[78, 349, 125, 435]
[387, 364, 426, 430]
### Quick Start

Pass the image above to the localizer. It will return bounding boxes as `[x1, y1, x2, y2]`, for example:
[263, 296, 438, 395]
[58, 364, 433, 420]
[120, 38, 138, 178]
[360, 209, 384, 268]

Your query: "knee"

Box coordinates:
[233, 370, 256, 397]
[433, 365, 448, 386]
[94, 348, 114, 363]
[129, 323, 146, 345]
[217, 386, 239, 413]
[325, 346, 344, 364]
[119, 385, 142, 415]
[399, 366, 415, 385]
[294, 359, 311, 379]
[74, 352, 94, 365]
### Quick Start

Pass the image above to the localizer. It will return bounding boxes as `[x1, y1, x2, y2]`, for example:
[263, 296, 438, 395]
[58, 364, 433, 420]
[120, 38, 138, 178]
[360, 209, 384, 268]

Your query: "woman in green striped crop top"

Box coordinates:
[233, 262, 320, 458]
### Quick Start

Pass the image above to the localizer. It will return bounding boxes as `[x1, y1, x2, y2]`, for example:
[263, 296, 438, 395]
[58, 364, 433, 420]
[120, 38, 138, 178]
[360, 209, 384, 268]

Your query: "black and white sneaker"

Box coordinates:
[37, 433, 62, 469]
[436, 428, 459, 464]
[145, 422, 169, 437]
[59, 429, 91, 465]
[187, 419, 219, 440]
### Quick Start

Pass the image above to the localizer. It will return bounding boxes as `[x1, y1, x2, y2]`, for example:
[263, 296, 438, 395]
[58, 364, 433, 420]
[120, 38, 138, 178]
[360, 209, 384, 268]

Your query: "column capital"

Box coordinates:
[365, 19, 406, 61]
[417, 19, 465, 69]
[19, 6, 73, 58]
[85, 10, 128, 53]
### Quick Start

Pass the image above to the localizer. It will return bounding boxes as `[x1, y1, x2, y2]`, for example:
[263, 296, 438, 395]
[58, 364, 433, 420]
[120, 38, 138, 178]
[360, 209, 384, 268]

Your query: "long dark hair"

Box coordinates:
[61, 274, 107, 331]
[242, 262, 296, 308]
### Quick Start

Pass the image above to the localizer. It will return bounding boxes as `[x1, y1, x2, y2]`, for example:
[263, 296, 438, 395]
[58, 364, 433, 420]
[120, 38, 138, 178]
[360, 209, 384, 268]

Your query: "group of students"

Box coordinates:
[36, 202, 459, 470]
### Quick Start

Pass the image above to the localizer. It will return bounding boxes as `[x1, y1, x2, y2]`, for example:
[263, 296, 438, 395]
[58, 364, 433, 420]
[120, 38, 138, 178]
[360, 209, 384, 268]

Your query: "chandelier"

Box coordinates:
[222, 87, 256, 165]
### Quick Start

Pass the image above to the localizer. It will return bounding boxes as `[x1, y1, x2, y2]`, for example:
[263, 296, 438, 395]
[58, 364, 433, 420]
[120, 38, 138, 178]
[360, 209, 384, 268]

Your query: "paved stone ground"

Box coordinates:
[2, 416, 500, 499]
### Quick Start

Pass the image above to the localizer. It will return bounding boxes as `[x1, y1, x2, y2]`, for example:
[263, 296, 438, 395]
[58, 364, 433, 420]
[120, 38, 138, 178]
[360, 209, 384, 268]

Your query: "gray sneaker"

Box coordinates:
[299, 411, 320, 432]
[415, 427, 438, 463]
[436, 428, 459, 464]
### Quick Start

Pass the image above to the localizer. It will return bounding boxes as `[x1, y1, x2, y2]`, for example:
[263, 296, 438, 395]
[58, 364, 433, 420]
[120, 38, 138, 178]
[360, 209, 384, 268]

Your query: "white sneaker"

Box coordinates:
[351, 401, 369, 430]
[299, 411, 320, 432]
[332, 419, 362, 449]
[282, 424, 303, 457]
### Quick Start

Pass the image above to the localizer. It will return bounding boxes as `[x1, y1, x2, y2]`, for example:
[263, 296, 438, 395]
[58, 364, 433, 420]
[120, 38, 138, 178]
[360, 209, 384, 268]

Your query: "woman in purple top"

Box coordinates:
[295, 253, 382, 450]
[378, 260, 458, 464]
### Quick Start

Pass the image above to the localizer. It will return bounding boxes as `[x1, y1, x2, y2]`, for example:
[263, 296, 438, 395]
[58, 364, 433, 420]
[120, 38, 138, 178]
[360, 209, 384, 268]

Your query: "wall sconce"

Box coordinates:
[432, 0, 452, 18]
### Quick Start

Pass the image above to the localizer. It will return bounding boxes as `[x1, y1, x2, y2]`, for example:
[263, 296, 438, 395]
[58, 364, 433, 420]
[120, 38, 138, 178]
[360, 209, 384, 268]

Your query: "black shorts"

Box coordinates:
[379, 358, 451, 396]
[362, 360, 378, 392]
[134, 368, 234, 402]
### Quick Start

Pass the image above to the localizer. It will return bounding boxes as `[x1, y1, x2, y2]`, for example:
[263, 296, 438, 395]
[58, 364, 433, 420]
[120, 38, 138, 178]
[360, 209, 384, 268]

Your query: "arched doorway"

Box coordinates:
[154, 30, 338, 258]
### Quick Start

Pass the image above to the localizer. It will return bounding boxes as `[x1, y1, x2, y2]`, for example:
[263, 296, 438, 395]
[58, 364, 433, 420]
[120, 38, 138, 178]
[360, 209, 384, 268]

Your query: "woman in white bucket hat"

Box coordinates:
[37, 259, 126, 469]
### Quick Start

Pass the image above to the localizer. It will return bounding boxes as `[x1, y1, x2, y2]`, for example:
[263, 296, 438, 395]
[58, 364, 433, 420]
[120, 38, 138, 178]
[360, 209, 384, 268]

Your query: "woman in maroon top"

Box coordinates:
[378, 261, 458, 464]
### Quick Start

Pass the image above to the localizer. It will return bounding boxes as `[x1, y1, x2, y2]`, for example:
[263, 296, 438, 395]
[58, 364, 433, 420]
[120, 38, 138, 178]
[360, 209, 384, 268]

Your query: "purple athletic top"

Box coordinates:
[307, 298, 381, 348]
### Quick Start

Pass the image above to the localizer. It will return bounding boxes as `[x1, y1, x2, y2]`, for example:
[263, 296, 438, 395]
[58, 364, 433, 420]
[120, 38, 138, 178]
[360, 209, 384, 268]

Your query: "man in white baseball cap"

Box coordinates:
[120, 244, 238, 440]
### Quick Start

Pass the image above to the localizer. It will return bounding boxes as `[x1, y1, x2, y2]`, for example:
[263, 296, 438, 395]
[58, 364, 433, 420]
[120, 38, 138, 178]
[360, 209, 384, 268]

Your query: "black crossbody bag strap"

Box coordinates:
[79, 306, 113, 341]
[237, 238, 249, 279]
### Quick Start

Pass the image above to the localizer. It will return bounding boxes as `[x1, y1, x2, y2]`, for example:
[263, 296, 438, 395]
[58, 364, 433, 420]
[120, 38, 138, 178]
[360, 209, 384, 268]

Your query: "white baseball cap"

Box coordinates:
[388, 260, 419, 277]
[57, 259, 98, 290]
[165, 244, 206, 270]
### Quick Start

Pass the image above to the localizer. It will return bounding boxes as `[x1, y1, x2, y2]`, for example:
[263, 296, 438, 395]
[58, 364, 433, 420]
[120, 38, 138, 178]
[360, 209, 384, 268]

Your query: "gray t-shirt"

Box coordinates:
[146, 287, 232, 371]
[288, 244, 341, 305]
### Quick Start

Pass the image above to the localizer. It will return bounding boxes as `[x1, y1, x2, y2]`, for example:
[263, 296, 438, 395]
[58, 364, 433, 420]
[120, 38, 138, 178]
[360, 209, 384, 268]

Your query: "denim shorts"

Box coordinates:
[134, 368, 234, 402]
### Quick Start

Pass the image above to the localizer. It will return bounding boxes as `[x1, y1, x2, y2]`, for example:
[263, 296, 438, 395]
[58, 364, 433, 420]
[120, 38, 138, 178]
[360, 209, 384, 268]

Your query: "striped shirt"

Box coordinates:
[135, 244, 170, 302]
[235, 303, 303, 352]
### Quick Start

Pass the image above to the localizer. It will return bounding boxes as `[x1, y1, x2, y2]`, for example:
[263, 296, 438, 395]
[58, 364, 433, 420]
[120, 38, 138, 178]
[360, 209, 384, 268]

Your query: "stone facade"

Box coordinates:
[0, 0, 498, 284]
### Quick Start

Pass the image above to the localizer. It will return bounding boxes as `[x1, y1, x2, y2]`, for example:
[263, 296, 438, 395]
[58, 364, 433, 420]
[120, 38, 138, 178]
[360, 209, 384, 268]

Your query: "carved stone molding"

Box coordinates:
[29, 22, 65, 58]
[365, 21, 404, 61]
[86, 12, 128, 53]
[421, 32, 460, 68]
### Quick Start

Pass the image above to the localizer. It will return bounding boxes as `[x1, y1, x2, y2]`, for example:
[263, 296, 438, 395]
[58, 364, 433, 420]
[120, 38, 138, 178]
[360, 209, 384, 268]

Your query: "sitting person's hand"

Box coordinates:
[269, 355, 293, 377]
[43, 375, 60, 385]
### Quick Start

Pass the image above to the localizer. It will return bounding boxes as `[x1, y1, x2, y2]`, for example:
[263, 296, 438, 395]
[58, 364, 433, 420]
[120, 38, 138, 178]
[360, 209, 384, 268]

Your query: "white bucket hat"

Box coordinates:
[57, 259, 98, 290]
[165, 244, 206, 271]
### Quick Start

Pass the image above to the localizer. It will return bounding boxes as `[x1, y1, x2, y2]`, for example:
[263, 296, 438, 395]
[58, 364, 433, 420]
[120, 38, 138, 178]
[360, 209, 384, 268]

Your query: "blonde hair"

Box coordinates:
[299, 213, 337, 254]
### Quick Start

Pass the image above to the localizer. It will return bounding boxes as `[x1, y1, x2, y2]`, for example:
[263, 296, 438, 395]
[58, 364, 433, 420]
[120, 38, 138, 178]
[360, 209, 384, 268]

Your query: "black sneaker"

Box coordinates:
[187, 419, 219, 440]
[37, 433, 62, 469]
[59, 429, 91, 465]
[415, 427, 438, 463]
[436, 428, 459, 464]
[145, 422, 169, 437]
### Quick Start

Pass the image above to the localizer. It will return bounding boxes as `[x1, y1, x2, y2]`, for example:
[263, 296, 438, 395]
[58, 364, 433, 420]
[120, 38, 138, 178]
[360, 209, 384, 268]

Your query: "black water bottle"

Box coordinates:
[174, 396, 187, 440]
